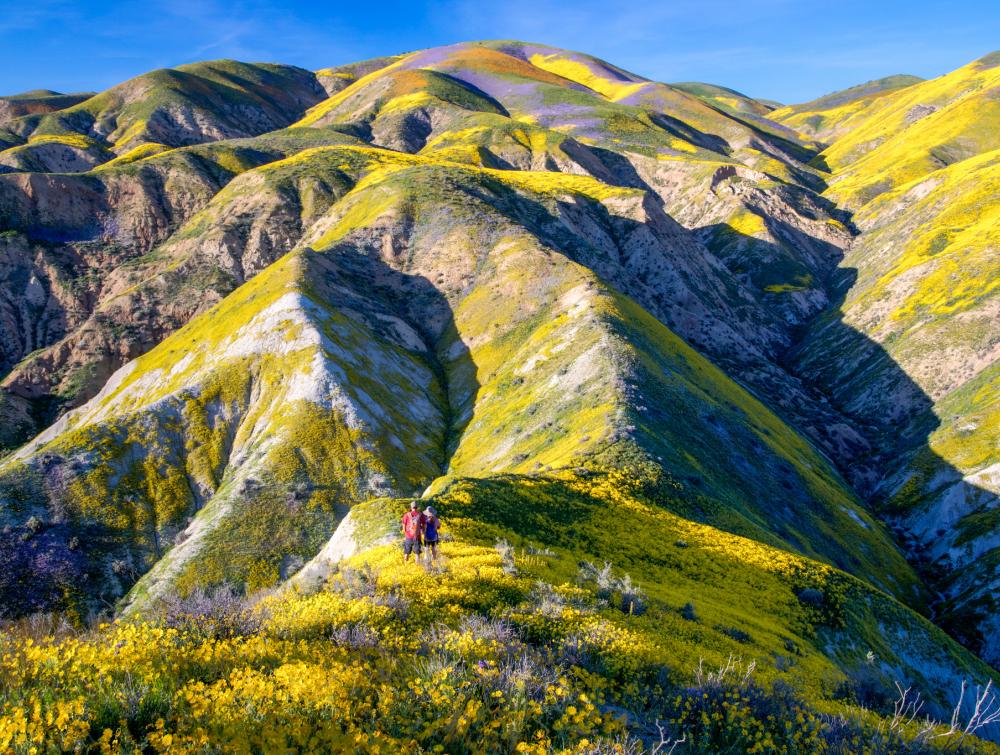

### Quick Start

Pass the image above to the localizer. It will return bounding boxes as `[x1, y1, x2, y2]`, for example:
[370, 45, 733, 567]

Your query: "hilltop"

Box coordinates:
[770, 74, 924, 141]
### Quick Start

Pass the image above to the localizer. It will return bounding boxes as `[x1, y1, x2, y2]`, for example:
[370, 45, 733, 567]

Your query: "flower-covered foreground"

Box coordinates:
[2, 469, 997, 753]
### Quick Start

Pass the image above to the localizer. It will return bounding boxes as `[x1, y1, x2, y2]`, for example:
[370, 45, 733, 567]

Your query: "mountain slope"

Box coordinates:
[671, 82, 777, 117]
[812, 52, 1000, 209]
[0, 40, 998, 750]
[0, 40, 871, 488]
[782, 53, 1000, 663]
[770, 74, 923, 141]
[0, 127, 366, 450]
[0, 89, 95, 127]
[2, 151, 988, 728]
[0, 61, 327, 173]
[0, 146, 920, 612]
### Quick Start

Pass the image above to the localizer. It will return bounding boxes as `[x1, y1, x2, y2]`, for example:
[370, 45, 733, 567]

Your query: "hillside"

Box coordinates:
[770, 75, 924, 141]
[802, 52, 1000, 209]
[0, 41, 998, 752]
[784, 52, 1000, 665]
[0, 89, 95, 127]
[0, 61, 327, 173]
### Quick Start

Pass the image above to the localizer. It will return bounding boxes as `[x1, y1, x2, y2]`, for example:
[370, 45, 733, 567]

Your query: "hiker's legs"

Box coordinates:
[403, 537, 417, 562]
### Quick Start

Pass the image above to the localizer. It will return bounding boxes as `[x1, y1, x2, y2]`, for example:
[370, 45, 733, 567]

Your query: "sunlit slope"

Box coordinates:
[444, 269, 916, 594]
[815, 53, 1000, 209]
[282, 148, 915, 591]
[315, 54, 404, 96]
[3, 507, 996, 752]
[1, 246, 449, 613]
[770, 74, 923, 142]
[793, 150, 999, 429]
[0, 127, 363, 449]
[519, 43, 819, 163]
[282, 472, 991, 732]
[426, 471, 989, 711]
[0, 61, 327, 173]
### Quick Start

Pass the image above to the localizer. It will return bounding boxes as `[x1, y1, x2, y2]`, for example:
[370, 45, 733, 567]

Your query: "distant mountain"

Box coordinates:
[0, 61, 327, 173]
[806, 52, 1000, 209]
[0, 89, 95, 127]
[0, 41, 997, 749]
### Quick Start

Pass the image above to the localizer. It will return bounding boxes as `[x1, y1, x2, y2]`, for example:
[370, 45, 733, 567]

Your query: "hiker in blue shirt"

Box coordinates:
[422, 506, 441, 563]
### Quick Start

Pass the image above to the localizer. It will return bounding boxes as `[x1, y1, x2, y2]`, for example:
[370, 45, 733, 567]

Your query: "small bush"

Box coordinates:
[495, 538, 517, 575]
[458, 614, 519, 647]
[0, 611, 80, 642]
[156, 584, 260, 639]
[527, 580, 571, 618]
[797, 587, 825, 607]
[577, 561, 647, 615]
[718, 625, 753, 644]
[333, 563, 379, 599]
[329, 623, 381, 649]
[616, 572, 647, 616]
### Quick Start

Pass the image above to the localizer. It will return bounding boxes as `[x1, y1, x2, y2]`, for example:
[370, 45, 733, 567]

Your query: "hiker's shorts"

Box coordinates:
[403, 537, 422, 555]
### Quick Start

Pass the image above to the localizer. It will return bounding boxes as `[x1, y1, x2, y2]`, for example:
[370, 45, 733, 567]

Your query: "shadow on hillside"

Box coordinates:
[695, 220, 999, 668]
[646, 112, 731, 155]
[308, 244, 480, 473]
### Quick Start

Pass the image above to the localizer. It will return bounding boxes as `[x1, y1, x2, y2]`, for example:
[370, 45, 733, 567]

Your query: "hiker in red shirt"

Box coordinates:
[401, 501, 426, 563]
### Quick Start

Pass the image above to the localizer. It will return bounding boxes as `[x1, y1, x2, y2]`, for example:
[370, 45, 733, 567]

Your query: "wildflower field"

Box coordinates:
[2, 467, 997, 753]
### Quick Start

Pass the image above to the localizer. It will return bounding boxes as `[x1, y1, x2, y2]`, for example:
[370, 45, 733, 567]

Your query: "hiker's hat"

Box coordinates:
[424, 506, 436, 516]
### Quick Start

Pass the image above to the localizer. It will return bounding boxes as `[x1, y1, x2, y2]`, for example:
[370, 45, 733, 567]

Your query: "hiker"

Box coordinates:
[401, 501, 425, 563]
[422, 506, 441, 563]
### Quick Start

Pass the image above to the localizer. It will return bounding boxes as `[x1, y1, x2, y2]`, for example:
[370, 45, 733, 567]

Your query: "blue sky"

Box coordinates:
[1, 0, 997, 103]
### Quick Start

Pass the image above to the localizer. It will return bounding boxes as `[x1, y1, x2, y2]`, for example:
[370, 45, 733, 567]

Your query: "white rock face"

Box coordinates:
[288, 511, 359, 592]
[24, 275, 46, 306]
